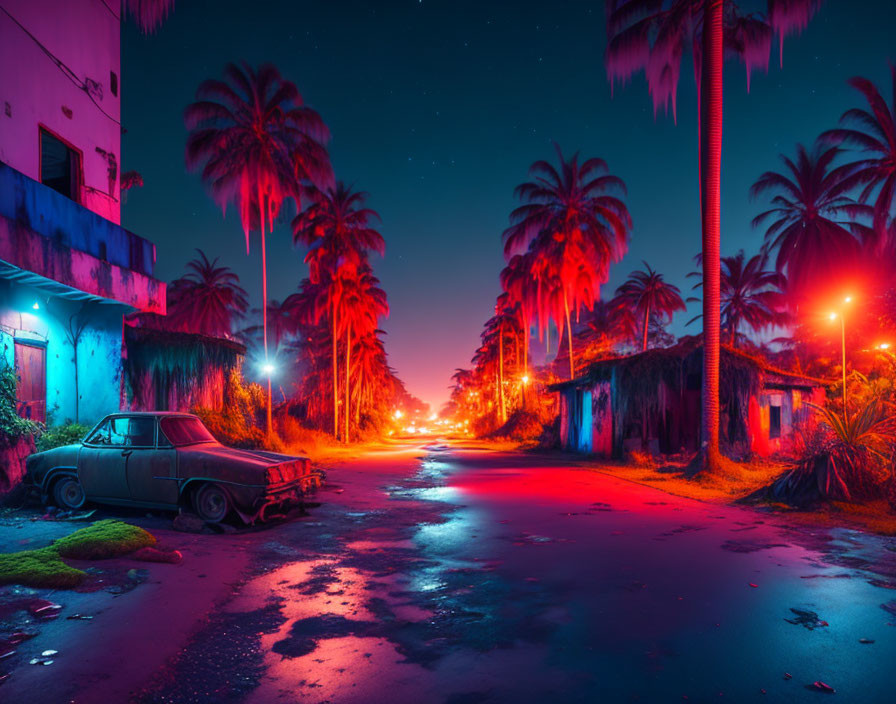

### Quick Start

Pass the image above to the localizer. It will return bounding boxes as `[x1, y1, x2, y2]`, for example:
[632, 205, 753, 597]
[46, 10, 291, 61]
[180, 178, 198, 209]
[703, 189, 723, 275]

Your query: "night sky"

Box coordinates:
[121, 0, 895, 411]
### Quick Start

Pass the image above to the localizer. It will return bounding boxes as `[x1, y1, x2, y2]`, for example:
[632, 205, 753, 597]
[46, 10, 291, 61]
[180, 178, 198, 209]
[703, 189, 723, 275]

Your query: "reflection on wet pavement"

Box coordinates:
[136, 442, 896, 703]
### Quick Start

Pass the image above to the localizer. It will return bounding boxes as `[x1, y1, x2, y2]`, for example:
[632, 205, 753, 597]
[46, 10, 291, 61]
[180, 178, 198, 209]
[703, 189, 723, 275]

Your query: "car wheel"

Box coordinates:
[192, 483, 230, 523]
[53, 476, 86, 510]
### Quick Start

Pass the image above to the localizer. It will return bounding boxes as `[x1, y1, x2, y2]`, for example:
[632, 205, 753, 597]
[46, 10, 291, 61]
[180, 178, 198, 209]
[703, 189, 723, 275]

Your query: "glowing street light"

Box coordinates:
[394, 409, 403, 420]
[521, 374, 530, 385]
[828, 294, 852, 420]
[32, 301, 40, 310]
[878, 343, 891, 351]
[261, 362, 275, 376]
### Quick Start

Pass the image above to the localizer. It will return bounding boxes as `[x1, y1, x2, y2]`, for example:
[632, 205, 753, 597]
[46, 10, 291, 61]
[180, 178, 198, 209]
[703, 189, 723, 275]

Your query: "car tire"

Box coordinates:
[192, 483, 230, 523]
[53, 476, 86, 510]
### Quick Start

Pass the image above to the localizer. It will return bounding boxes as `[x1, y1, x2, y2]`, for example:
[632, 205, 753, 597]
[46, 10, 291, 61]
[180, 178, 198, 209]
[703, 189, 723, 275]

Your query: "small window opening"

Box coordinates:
[110, 71, 118, 97]
[40, 128, 81, 202]
[769, 405, 782, 439]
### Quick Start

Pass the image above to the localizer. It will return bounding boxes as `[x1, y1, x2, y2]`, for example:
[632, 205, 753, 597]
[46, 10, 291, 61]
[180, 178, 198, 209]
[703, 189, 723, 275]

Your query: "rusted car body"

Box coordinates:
[25, 412, 322, 523]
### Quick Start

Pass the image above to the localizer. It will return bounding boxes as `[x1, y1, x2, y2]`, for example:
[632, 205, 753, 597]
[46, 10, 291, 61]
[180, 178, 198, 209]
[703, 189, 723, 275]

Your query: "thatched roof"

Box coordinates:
[550, 336, 827, 394]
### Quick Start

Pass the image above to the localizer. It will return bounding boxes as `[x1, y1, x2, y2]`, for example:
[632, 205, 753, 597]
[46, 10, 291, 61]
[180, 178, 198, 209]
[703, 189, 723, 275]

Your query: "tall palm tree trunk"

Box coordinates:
[344, 320, 351, 443]
[332, 307, 339, 440]
[498, 324, 506, 424]
[641, 302, 651, 352]
[258, 187, 273, 436]
[563, 291, 574, 380]
[699, 0, 723, 471]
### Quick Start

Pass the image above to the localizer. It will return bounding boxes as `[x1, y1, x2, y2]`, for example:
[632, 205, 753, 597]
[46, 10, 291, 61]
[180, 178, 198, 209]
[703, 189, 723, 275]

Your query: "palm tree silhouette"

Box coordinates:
[688, 250, 788, 347]
[184, 62, 332, 434]
[823, 66, 896, 236]
[751, 142, 871, 301]
[613, 263, 685, 352]
[167, 249, 248, 338]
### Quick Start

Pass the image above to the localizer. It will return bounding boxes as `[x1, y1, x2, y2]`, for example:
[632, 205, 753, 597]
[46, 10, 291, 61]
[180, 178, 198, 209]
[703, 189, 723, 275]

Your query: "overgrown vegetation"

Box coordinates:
[774, 400, 895, 505]
[36, 422, 89, 452]
[0, 358, 40, 448]
[0, 519, 156, 588]
[193, 368, 268, 449]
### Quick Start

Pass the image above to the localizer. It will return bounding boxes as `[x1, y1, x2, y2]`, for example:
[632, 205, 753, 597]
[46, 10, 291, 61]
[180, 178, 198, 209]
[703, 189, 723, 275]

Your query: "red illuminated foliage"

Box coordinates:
[184, 61, 333, 434]
[503, 144, 632, 380]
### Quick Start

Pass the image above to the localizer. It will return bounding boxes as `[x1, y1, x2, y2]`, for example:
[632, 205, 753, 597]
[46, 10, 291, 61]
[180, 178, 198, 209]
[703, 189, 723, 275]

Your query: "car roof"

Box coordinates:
[106, 412, 197, 418]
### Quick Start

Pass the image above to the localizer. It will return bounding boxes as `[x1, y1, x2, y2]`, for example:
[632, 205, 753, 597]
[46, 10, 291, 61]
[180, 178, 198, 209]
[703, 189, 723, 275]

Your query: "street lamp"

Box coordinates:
[829, 295, 852, 420]
[261, 362, 275, 376]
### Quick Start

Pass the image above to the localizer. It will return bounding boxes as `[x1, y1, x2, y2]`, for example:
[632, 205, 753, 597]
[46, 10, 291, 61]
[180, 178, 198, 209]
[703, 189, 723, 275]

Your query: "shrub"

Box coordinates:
[494, 410, 545, 441]
[773, 400, 895, 504]
[1, 359, 40, 449]
[37, 422, 90, 452]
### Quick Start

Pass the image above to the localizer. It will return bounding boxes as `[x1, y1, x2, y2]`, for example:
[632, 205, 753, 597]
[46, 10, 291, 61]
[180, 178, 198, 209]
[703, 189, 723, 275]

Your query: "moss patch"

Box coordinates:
[0, 546, 84, 589]
[0, 519, 157, 588]
[55, 519, 155, 560]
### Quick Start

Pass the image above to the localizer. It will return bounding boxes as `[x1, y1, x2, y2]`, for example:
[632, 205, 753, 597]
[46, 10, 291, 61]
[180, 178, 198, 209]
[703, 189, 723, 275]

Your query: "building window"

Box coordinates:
[769, 405, 782, 439]
[14, 341, 46, 424]
[40, 128, 82, 202]
[110, 71, 118, 97]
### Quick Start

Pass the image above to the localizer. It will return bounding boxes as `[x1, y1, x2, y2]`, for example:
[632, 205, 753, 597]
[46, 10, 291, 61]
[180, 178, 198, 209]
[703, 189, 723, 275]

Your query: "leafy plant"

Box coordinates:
[775, 400, 895, 503]
[0, 358, 40, 449]
[36, 422, 89, 452]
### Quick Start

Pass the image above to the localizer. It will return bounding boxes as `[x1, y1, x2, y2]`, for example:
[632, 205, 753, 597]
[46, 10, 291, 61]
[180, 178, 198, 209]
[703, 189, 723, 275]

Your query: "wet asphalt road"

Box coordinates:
[7, 439, 896, 703]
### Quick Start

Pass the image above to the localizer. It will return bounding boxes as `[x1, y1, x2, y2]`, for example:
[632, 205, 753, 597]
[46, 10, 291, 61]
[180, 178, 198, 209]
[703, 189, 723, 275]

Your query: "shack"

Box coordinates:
[552, 338, 826, 458]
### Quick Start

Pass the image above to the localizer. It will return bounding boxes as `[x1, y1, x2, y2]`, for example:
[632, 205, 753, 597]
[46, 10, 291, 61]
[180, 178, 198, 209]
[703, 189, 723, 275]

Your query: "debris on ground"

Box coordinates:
[808, 681, 836, 693]
[172, 513, 206, 534]
[27, 599, 62, 619]
[858, 638, 875, 644]
[785, 608, 829, 630]
[133, 546, 183, 564]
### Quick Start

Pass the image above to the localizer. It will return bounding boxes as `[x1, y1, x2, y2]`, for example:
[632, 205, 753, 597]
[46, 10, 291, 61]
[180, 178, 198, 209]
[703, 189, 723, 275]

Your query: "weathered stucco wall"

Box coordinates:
[0, 0, 121, 223]
[1, 279, 125, 426]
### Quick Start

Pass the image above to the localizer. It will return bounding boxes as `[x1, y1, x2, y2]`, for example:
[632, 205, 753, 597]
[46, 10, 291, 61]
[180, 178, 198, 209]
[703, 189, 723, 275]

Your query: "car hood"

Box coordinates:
[179, 444, 305, 467]
[178, 443, 311, 484]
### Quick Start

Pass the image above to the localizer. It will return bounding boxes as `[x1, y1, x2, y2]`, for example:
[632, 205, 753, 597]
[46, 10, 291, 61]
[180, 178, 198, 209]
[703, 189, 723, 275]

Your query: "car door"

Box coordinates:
[78, 417, 131, 500]
[125, 417, 179, 506]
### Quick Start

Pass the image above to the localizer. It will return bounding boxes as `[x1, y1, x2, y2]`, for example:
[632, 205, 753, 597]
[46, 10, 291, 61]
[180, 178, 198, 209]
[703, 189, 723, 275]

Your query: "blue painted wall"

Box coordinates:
[0, 279, 125, 426]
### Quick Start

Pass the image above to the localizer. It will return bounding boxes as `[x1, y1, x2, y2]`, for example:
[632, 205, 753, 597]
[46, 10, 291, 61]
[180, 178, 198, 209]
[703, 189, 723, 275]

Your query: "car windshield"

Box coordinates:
[159, 417, 216, 446]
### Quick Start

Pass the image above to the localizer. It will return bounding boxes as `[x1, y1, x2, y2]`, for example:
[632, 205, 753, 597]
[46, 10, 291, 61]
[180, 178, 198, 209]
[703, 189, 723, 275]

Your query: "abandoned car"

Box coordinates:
[25, 412, 322, 523]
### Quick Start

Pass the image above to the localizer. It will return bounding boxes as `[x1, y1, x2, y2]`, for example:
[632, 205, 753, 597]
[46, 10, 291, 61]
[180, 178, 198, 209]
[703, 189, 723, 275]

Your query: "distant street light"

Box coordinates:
[521, 375, 530, 385]
[829, 295, 852, 420]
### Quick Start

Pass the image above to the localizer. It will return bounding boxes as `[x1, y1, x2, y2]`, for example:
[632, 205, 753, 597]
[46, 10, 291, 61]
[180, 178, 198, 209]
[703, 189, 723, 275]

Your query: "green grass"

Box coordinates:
[0, 519, 157, 588]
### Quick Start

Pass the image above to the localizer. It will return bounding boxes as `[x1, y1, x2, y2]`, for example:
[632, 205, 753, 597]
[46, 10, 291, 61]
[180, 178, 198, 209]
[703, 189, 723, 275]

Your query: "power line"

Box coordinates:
[0, 4, 122, 127]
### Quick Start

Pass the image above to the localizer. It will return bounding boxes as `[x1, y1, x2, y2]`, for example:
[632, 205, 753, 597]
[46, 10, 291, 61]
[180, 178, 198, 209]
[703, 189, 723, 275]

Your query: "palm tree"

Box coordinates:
[688, 250, 787, 346]
[124, 0, 175, 33]
[293, 183, 385, 439]
[750, 142, 872, 301]
[500, 253, 537, 380]
[822, 66, 896, 235]
[184, 62, 332, 435]
[613, 263, 685, 352]
[606, 0, 820, 471]
[167, 249, 248, 338]
[337, 263, 388, 442]
[503, 144, 631, 380]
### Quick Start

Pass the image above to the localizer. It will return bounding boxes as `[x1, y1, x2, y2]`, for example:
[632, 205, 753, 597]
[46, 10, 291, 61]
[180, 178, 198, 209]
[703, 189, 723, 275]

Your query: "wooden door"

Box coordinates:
[15, 342, 46, 423]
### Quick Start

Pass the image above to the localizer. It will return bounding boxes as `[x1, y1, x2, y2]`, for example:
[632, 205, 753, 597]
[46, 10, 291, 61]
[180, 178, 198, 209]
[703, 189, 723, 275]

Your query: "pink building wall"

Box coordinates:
[0, 0, 121, 223]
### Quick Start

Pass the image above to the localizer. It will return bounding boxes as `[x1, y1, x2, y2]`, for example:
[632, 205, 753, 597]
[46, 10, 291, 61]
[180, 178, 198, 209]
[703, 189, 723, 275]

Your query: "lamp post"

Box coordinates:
[261, 361, 275, 434]
[829, 295, 851, 421]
